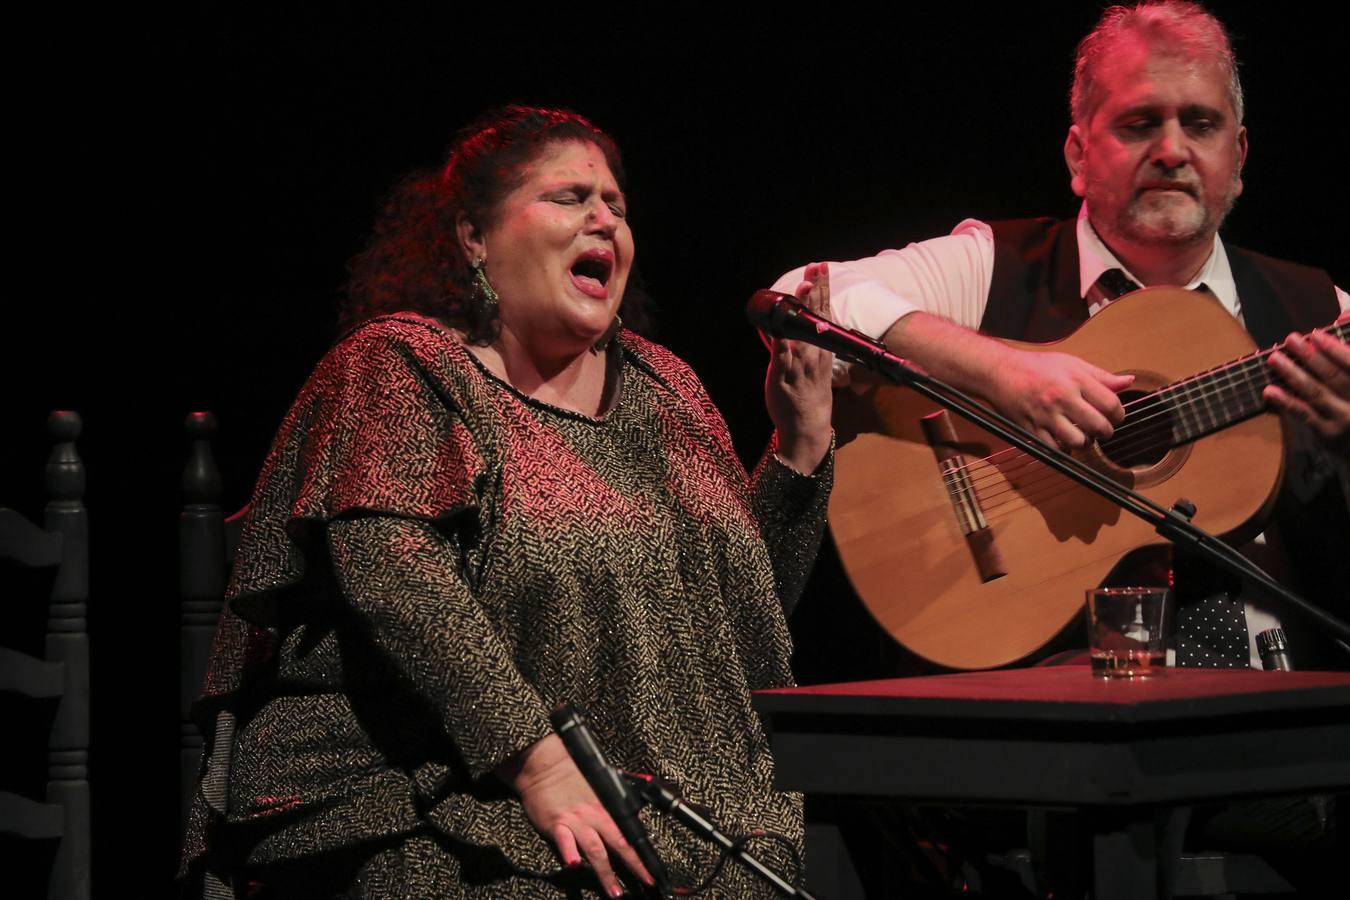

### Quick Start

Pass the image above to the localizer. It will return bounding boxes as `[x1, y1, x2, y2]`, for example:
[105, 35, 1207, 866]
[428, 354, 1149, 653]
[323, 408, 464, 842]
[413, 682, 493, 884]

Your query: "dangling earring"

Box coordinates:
[472, 256, 498, 314]
[591, 314, 622, 354]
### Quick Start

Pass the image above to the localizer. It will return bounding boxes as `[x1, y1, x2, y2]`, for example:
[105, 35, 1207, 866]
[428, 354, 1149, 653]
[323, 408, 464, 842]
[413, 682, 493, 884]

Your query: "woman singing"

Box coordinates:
[181, 105, 834, 898]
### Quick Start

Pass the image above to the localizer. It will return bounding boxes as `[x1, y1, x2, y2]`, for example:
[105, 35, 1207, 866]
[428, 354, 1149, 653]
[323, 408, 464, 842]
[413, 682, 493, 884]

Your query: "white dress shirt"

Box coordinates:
[772, 205, 1348, 380]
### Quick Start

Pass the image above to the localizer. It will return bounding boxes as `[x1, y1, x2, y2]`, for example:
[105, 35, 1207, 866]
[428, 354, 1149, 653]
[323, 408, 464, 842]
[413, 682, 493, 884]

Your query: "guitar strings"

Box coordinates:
[969, 354, 1269, 506]
[938, 326, 1327, 490]
[955, 349, 1266, 481]
[962, 388, 1243, 516]
[943, 352, 1269, 501]
[970, 318, 1345, 484]
[936, 325, 1348, 523]
[953, 360, 1298, 519]
[931, 323, 1346, 518]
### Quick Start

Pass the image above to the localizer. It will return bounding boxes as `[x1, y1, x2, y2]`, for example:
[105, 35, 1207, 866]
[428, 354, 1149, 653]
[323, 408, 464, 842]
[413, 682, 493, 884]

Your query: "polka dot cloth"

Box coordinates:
[1176, 592, 1251, 668]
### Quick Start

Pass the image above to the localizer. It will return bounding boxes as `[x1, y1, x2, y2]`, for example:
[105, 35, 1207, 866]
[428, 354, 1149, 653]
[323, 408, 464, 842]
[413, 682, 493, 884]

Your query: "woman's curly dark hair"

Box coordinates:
[343, 105, 653, 342]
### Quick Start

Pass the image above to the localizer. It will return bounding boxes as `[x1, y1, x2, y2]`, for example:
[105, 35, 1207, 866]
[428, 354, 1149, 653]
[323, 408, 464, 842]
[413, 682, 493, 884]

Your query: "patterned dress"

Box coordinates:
[180, 314, 832, 898]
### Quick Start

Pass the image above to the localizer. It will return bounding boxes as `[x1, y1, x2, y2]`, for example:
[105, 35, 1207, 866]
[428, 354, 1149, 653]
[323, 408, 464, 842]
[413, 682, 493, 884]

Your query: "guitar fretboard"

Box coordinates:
[1117, 321, 1348, 449]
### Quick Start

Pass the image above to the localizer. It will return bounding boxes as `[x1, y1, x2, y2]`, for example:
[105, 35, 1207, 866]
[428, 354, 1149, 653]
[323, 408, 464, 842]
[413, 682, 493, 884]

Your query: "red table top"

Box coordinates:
[763, 666, 1350, 704]
[754, 666, 1350, 724]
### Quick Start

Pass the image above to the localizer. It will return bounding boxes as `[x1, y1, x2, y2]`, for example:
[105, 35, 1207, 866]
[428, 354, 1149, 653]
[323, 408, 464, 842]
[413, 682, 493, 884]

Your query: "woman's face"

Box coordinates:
[475, 141, 634, 358]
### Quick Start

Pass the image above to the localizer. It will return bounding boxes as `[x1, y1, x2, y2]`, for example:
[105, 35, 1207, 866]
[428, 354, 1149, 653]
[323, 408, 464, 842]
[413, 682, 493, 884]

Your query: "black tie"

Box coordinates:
[1085, 271, 1250, 668]
[1084, 268, 1140, 308]
[1175, 283, 1251, 667]
[1174, 553, 1250, 668]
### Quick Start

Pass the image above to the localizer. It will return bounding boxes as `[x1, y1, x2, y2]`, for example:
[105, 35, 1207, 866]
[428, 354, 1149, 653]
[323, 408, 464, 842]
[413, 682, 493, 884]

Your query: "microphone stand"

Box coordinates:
[749, 291, 1350, 649]
[623, 773, 820, 900]
[552, 705, 819, 897]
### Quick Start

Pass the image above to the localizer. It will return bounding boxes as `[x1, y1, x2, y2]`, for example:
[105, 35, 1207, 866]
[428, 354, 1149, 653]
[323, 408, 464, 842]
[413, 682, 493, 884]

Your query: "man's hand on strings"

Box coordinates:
[1265, 311, 1350, 456]
[983, 347, 1133, 449]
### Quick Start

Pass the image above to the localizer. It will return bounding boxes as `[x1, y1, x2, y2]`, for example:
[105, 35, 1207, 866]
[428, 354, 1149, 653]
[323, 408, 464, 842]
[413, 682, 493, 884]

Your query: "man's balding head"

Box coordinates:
[1071, 1, 1243, 127]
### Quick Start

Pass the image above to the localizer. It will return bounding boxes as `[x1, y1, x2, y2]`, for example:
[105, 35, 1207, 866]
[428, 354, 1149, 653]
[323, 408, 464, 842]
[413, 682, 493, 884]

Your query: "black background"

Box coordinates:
[2, 3, 1346, 891]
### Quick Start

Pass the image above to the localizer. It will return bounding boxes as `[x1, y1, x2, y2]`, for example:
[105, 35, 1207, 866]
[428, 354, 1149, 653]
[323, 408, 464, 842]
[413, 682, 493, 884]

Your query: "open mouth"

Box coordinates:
[569, 249, 614, 299]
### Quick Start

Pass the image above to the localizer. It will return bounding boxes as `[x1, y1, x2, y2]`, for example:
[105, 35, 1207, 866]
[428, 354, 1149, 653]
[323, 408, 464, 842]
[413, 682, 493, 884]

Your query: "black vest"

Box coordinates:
[980, 217, 1339, 343]
[980, 218, 1348, 668]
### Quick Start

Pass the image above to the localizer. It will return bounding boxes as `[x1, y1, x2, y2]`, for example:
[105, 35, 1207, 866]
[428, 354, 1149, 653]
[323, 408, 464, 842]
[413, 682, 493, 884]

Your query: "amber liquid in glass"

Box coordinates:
[1091, 649, 1166, 678]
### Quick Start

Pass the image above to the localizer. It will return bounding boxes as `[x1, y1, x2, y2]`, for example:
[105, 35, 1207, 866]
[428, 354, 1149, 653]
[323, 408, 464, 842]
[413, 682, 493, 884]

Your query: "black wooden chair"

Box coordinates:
[0, 411, 91, 900]
[178, 411, 247, 832]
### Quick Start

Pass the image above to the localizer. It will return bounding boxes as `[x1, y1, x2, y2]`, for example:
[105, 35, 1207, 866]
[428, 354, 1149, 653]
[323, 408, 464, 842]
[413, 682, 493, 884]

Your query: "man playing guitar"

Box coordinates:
[776, 0, 1348, 673]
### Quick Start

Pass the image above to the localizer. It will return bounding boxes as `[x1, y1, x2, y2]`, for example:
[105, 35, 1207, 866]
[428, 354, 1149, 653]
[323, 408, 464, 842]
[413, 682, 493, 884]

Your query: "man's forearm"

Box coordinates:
[878, 311, 1132, 448]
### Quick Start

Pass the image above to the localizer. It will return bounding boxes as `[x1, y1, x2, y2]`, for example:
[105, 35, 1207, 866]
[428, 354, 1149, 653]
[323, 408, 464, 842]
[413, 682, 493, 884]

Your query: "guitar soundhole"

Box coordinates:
[1099, 390, 1170, 468]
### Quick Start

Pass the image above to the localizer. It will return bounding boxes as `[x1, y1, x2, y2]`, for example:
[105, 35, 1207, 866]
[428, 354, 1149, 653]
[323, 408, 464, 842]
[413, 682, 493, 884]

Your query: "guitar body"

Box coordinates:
[830, 288, 1287, 670]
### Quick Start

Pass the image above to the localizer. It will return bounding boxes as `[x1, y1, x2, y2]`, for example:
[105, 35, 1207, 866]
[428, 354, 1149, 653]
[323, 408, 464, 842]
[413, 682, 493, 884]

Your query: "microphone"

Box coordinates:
[550, 705, 672, 893]
[1256, 627, 1294, 671]
[747, 289, 894, 367]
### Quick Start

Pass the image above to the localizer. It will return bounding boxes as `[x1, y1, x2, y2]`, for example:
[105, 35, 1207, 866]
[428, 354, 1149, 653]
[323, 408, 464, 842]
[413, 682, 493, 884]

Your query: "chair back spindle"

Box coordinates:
[0, 410, 91, 900]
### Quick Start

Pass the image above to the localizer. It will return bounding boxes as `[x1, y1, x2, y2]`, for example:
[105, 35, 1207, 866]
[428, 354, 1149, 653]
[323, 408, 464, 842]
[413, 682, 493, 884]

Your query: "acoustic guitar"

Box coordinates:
[829, 287, 1348, 670]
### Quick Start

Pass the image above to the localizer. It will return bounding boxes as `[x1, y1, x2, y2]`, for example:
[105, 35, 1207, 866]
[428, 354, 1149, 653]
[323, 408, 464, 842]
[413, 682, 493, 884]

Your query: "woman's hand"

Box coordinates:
[500, 734, 654, 898]
[766, 262, 835, 473]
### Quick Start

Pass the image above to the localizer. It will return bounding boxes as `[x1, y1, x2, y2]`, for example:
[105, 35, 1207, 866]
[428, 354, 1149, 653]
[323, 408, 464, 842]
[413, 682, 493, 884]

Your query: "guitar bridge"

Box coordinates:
[922, 410, 1006, 583]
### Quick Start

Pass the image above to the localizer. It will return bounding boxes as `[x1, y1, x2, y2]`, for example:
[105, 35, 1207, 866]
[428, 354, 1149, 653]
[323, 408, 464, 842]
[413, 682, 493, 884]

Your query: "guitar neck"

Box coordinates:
[1146, 320, 1348, 446]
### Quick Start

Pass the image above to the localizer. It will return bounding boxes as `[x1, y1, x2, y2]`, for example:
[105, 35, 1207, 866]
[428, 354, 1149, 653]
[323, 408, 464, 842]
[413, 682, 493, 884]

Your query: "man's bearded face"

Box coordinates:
[1069, 38, 1247, 252]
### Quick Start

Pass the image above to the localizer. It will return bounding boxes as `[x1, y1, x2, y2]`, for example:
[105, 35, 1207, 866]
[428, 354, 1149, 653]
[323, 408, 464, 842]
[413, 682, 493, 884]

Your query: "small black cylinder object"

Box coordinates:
[1256, 627, 1294, 671]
